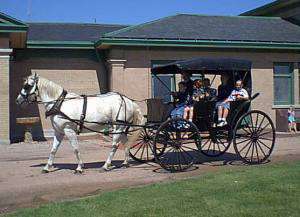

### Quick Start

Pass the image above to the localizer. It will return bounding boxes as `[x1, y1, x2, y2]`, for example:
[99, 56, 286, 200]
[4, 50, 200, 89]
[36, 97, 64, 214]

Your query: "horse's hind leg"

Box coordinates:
[43, 132, 64, 173]
[64, 128, 84, 173]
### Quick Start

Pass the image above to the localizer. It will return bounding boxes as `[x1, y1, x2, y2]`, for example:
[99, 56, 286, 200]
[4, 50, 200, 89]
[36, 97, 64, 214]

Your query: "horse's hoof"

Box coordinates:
[121, 163, 130, 168]
[74, 169, 83, 174]
[42, 169, 49, 173]
[102, 165, 115, 171]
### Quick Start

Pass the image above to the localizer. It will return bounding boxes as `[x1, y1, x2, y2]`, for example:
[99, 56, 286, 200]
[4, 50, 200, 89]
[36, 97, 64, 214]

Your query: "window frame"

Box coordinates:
[273, 62, 294, 106]
[151, 60, 176, 102]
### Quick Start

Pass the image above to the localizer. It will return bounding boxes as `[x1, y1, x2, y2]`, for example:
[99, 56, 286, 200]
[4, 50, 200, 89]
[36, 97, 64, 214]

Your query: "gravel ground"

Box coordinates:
[0, 135, 299, 214]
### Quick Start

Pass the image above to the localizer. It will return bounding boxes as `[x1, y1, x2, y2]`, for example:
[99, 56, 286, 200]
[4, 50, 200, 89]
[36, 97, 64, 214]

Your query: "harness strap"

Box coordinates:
[45, 90, 68, 118]
[77, 95, 88, 135]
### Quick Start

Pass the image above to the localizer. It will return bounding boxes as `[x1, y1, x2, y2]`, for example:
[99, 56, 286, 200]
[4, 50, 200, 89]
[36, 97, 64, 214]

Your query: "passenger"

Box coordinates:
[181, 71, 194, 96]
[170, 82, 189, 118]
[217, 74, 231, 101]
[184, 79, 205, 122]
[203, 78, 217, 99]
[217, 80, 249, 127]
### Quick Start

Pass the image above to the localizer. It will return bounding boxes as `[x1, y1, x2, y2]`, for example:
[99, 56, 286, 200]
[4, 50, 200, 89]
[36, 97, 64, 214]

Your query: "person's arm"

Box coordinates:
[236, 89, 249, 100]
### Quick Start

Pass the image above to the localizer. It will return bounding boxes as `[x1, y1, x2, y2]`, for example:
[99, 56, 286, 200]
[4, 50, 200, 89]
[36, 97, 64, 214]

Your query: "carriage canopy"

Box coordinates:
[151, 58, 252, 75]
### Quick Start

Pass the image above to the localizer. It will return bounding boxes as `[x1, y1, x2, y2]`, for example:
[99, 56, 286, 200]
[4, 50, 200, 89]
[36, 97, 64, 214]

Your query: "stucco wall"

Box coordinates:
[10, 49, 107, 141]
[107, 46, 300, 123]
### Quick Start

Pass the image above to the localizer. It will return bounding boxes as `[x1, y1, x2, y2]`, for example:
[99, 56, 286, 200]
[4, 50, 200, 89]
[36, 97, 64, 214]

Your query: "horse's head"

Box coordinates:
[16, 72, 39, 106]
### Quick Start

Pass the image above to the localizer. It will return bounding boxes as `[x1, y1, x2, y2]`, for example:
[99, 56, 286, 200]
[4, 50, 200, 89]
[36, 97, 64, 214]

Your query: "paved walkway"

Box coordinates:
[0, 135, 299, 214]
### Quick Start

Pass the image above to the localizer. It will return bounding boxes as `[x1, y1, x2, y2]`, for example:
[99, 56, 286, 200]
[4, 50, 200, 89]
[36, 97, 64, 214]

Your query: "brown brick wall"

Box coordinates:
[0, 55, 10, 144]
[10, 49, 107, 141]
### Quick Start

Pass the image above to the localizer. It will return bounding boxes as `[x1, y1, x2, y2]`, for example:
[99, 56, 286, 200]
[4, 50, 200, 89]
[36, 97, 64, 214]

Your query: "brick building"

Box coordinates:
[0, 0, 300, 144]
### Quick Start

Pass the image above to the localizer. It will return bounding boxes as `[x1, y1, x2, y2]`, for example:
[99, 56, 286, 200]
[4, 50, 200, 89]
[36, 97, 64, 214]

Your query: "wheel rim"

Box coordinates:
[153, 118, 201, 172]
[201, 129, 231, 157]
[233, 111, 275, 164]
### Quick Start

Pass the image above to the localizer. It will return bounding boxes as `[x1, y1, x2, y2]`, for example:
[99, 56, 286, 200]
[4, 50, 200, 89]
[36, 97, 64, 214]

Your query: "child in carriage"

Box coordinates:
[183, 79, 205, 122]
[170, 81, 189, 118]
[217, 80, 249, 127]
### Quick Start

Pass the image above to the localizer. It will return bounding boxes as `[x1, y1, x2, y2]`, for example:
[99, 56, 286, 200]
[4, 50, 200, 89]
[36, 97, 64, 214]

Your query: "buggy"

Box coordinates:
[129, 57, 276, 172]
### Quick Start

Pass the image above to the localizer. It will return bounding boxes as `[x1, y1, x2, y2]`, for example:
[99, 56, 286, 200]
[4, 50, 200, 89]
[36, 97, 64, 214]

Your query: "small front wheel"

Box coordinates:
[153, 118, 201, 172]
[129, 127, 160, 163]
[233, 110, 276, 164]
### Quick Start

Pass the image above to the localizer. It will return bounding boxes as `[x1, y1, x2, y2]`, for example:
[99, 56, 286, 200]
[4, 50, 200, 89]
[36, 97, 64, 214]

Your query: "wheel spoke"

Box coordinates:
[140, 142, 146, 159]
[258, 131, 273, 137]
[244, 141, 253, 159]
[238, 139, 252, 153]
[249, 113, 255, 133]
[133, 141, 145, 156]
[254, 142, 259, 162]
[235, 137, 252, 145]
[250, 141, 255, 162]
[179, 147, 189, 165]
[180, 146, 194, 161]
[257, 139, 271, 150]
[256, 116, 266, 133]
[256, 141, 267, 159]
[257, 123, 271, 135]
[146, 142, 149, 160]
[259, 137, 273, 141]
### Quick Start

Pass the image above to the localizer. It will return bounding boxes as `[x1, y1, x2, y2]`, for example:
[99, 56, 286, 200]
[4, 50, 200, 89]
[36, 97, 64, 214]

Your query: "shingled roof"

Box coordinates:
[103, 14, 300, 43]
[27, 23, 128, 42]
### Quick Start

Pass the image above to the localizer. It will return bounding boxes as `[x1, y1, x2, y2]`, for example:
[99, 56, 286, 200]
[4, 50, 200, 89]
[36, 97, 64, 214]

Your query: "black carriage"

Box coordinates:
[129, 57, 276, 172]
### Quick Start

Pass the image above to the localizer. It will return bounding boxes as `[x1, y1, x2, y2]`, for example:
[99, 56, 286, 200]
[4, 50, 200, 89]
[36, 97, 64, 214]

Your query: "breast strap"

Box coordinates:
[45, 90, 68, 118]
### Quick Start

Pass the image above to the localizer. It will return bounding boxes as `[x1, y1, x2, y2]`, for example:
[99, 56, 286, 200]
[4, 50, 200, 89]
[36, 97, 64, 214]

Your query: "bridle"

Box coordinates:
[20, 75, 39, 105]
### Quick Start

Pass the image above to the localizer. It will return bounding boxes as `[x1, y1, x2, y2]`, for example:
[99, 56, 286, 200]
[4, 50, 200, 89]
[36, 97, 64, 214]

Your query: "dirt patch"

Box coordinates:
[0, 136, 299, 214]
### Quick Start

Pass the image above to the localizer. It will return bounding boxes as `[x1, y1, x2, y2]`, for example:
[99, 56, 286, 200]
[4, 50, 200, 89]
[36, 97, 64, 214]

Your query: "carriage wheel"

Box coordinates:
[129, 127, 165, 163]
[200, 128, 231, 157]
[233, 110, 275, 164]
[153, 118, 201, 172]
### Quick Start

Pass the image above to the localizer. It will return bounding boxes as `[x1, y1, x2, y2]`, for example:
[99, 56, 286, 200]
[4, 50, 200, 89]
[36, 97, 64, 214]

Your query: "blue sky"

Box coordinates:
[1, 0, 274, 25]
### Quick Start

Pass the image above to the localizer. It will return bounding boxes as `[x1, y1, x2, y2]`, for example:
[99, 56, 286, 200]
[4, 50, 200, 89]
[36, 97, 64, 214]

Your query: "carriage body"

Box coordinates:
[130, 58, 276, 172]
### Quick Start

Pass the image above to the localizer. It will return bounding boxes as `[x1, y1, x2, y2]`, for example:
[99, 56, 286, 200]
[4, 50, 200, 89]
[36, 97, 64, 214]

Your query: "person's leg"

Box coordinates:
[218, 105, 223, 123]
[292, 122, 298, 133]
[183, 107, 189, 120]
[189, 106, 194, 122]
[288, 122, 292, 132]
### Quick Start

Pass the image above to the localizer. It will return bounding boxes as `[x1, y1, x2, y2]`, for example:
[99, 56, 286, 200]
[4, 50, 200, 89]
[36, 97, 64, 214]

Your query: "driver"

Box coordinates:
[181, 71, 194, 96]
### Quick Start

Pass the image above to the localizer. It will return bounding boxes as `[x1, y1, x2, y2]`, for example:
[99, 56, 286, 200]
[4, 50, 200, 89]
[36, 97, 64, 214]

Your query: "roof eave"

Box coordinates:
[240, 0, 298, 16]
[96, 38, 300, 50]
[26, 40, 95, 49]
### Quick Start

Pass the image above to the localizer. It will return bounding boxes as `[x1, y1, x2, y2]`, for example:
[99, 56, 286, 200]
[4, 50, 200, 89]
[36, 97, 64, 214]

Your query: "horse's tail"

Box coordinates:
[126, 102, 146, 145]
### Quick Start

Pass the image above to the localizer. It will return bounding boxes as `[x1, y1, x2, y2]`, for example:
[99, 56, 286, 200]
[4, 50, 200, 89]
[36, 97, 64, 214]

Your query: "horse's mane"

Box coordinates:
[37, 76, 64, 99]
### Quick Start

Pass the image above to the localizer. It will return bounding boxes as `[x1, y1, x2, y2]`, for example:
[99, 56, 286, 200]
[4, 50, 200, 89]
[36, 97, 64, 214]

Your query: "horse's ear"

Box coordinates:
[32, 72, 38, 79]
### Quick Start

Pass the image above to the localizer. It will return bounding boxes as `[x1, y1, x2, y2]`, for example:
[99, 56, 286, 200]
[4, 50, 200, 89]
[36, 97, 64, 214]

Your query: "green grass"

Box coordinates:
[5, 161, 300, 217]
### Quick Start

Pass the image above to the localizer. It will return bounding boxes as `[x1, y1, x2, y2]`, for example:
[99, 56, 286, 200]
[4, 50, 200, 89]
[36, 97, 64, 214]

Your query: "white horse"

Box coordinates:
[16, 73, 145, 173]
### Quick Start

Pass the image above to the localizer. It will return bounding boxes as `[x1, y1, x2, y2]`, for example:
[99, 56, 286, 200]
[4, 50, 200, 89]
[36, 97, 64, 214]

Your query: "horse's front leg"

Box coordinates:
[64, 128, 84, 173]
[43, 132, 64, 173]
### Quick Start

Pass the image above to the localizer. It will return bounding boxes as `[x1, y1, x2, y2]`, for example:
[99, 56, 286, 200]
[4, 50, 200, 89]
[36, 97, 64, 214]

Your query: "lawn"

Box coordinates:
[4, 161, 300, 217]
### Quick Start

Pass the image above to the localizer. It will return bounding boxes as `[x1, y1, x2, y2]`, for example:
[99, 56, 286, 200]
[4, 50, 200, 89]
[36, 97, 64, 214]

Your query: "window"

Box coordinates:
[151, 60, 176, 102]
[273, 63, 294, 105]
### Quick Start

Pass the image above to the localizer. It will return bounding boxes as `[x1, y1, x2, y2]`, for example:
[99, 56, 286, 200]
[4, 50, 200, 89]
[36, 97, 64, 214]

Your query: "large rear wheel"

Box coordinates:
[233, 110, 275, 164]
[153, 118, 201, 172]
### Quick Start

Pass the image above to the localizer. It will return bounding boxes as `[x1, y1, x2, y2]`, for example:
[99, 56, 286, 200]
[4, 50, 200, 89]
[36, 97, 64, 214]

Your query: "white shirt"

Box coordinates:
[228, 88, 249, 101]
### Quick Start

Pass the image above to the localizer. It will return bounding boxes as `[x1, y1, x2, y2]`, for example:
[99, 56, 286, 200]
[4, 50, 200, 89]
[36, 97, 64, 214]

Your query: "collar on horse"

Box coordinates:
[45, 90, 68, 118]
